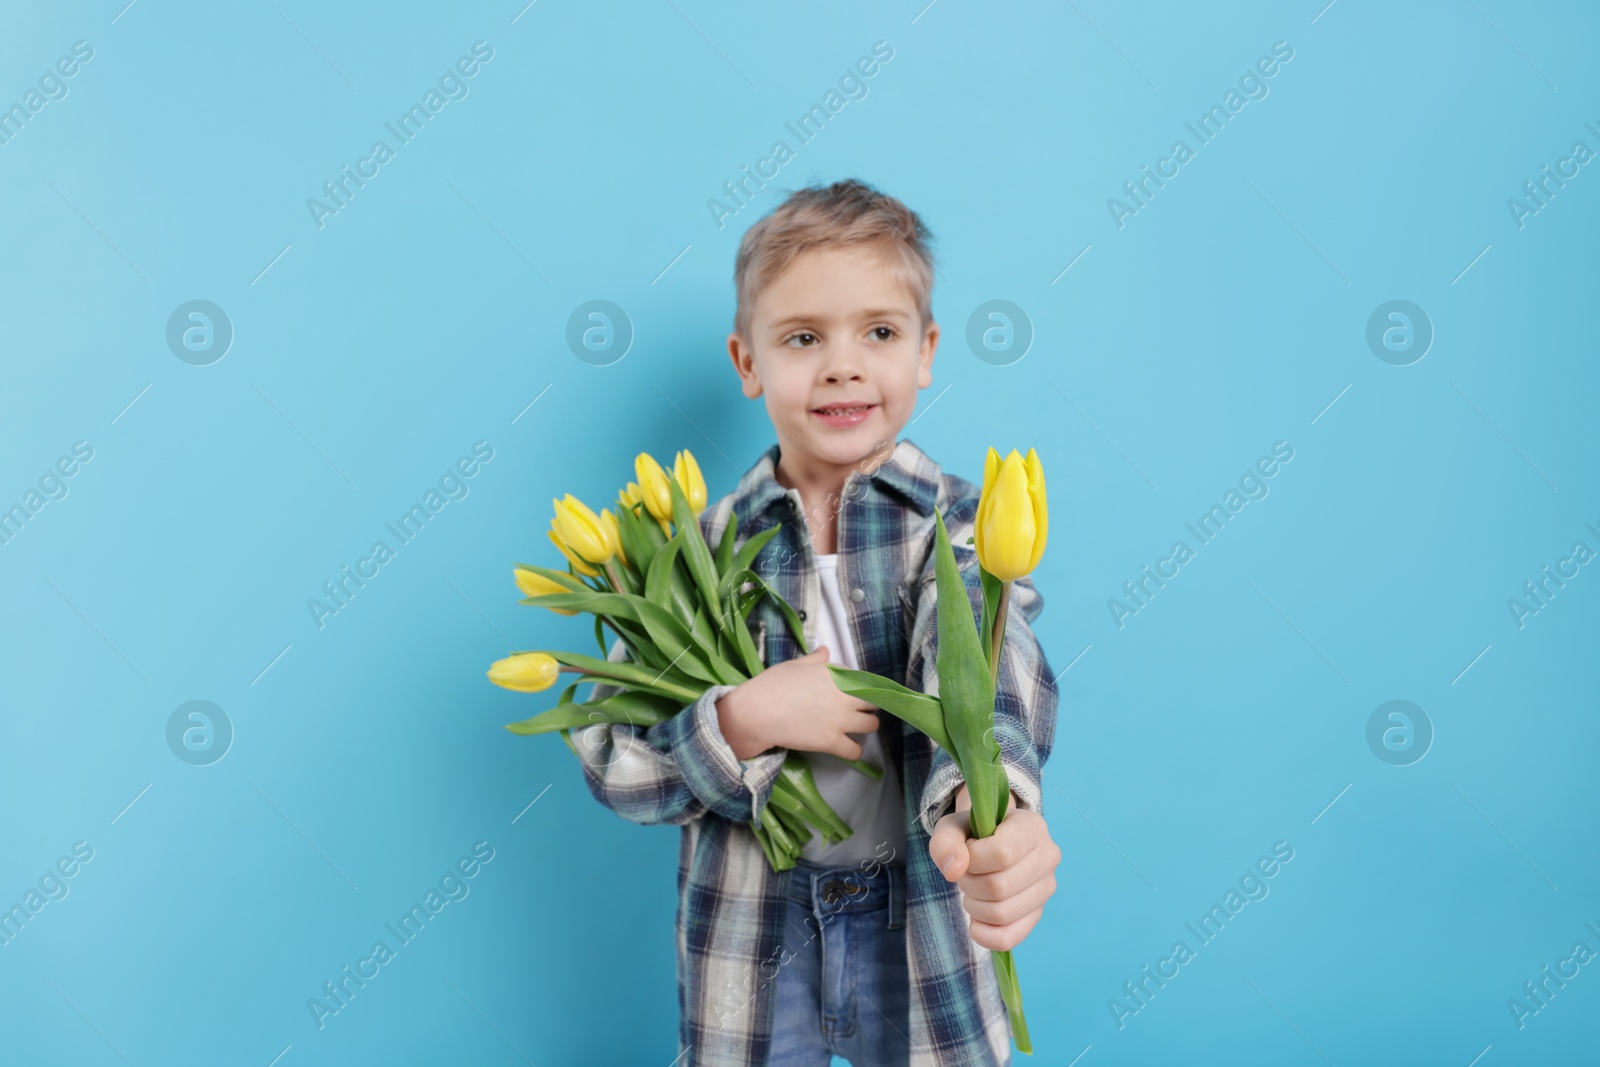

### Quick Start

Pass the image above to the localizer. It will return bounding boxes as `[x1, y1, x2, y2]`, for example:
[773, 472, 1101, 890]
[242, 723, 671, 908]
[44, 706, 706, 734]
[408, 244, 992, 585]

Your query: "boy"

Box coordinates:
[576, 179, 1061, 1066]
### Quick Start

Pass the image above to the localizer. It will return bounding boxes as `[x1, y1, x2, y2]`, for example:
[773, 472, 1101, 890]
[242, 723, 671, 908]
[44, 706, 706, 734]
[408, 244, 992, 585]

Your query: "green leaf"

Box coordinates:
[715, 513, 738, 576]
[641, 555, 749, 687]
[979, 565, 1003, 677]
[504, 689, 682, 735]
[723, 567, 808, 656]
[602, 616, 668, 672]
[521, 590, 736, 688]
[689, 603, 724, 663]
[726, 582, 766, 677]
[717, 524, 782, 602]
[668, 477, 723, 631]
[614, 501, 657, 578]
[543, 648, 699, 703]
[931, 507, 1007, 839]
[610, 558, 639, 596]
[644, 535, 682, 613]
[642, 529, 709, 648]
[825, 664, 952, 755]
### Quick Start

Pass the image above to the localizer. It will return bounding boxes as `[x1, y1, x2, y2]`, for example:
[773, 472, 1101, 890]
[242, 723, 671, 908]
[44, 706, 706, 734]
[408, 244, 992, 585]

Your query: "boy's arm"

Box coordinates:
[906, 556, 1059, 838]
[569, 635, 788, 828]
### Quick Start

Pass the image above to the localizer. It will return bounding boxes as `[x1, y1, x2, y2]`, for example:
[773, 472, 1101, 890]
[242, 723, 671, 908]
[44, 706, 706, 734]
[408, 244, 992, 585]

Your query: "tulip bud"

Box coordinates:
[975, 447, 1048, 582]
[514, 567, 578, 615]
[488, 652, 561, 692]
[674, 449, 707, 513]
[548, 529, 599, 577]
[634, 452, 675, 534]
[550, 494, 614, 572]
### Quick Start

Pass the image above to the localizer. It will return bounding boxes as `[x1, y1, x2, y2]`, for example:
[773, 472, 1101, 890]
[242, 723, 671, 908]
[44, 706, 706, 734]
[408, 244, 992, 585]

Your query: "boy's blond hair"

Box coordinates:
[732, 178, 936, 343]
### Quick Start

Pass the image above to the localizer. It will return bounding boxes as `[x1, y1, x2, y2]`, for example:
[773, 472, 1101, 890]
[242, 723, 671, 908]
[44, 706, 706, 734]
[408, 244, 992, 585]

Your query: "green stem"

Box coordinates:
[545, 663, 699, 705]
[993, 948, 1032, 1053]
[842, 756, 884, 780]
[989, 580, 1012, 679]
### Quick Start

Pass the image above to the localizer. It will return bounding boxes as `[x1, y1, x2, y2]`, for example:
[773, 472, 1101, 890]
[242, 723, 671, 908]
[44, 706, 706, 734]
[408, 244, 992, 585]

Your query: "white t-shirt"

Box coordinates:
[798, 552, 907, 866]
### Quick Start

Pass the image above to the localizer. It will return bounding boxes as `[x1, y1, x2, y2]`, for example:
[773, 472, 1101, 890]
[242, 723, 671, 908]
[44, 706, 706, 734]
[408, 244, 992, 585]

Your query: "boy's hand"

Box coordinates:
[928, 783, 1060, 952]
[715, 645, 881, 762]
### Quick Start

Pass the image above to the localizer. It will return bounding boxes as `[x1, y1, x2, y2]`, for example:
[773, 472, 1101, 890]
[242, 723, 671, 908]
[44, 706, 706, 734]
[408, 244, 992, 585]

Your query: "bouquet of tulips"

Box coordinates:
[486, 448, 883, 872]
[825, 446, 1048, 1055]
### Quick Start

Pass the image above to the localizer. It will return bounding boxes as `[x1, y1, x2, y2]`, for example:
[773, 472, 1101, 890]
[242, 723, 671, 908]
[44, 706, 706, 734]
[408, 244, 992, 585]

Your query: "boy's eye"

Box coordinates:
[785, 332, 818, 348]
[872, 326, 896, 341]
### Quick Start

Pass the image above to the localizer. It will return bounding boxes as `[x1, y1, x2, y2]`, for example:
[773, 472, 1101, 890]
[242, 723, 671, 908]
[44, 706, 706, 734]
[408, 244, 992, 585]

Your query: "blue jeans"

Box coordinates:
[769, 859, 911, 1066]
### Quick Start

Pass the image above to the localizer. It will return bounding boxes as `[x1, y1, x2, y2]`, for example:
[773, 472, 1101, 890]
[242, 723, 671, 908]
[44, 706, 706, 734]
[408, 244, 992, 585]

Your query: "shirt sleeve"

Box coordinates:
[905, 543, 1059, 838]
[569, 635, 789, 828]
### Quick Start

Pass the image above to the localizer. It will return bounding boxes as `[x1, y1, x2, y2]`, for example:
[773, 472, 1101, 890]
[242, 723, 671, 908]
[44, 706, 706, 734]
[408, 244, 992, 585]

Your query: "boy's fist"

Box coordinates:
[715, 645, 882, 762]
[928, 783, 1060, 952]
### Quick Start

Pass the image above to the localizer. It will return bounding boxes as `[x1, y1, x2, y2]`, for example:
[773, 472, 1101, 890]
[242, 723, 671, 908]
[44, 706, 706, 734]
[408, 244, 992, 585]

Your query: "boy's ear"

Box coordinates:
[917, 321, 939, 390]
[727, 331, 763, 399]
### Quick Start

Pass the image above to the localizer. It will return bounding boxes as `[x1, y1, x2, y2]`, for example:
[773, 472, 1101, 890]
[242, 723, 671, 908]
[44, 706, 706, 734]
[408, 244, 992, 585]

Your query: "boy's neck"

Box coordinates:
[773, 438, 897, 556]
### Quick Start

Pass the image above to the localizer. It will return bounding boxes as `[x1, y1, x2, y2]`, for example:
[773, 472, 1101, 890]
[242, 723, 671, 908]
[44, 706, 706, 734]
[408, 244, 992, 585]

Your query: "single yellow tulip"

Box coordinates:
[674, 449, 707, 512]
[514, 567, 578, 615]
[487, 651, 561, 692]
[635, 453, 674, 523]
[975, 447, 1048, 582]
[618, 481, 644, 511]
[550, 494, 613, 570]
[548, 529, 598, 577]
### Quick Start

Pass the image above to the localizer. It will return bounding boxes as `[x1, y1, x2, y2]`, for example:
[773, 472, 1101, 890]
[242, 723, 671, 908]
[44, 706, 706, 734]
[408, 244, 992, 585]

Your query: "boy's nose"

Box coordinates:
[823, 358, 865, 382]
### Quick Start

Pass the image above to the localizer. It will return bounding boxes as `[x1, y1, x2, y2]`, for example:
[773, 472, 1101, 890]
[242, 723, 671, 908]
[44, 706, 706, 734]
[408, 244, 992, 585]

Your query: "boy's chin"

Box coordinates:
[790, 427, 897, 468]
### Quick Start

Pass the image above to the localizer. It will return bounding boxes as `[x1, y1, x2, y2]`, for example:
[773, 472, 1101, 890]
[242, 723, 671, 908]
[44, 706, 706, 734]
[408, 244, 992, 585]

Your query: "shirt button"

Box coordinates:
[797, 610, 807, 621]
[850, 588, 865, 603]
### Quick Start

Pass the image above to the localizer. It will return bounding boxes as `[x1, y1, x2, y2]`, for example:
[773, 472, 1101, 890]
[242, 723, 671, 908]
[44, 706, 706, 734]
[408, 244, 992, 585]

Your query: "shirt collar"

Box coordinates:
[731, 437, 941, 522]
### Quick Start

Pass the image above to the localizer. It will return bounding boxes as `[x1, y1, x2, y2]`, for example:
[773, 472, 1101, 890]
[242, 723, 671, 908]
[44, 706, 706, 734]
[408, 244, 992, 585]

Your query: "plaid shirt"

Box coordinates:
[576, 437, 1059, 1066]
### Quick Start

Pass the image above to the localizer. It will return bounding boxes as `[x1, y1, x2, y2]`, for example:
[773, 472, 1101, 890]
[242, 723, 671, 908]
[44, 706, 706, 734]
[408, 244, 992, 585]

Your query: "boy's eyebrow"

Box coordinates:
[766, 307, 913, 330]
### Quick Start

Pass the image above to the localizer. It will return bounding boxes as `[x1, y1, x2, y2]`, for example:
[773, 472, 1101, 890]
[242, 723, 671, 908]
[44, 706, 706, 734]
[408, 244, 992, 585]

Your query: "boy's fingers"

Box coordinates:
[847, 710, 881, 732]
[834, 737, 864, 762]
[968, 903, 1045, 953]
[928, 807, 972, 883]
[965, 813, 1042, 875]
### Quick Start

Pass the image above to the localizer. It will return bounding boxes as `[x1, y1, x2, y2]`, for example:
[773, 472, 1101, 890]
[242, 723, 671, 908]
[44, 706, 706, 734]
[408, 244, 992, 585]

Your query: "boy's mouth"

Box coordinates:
[810, 402, 877, 428]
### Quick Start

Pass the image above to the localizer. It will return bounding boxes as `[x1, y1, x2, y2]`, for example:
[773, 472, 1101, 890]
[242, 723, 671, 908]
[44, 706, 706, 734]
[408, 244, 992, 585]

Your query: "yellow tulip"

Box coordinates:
[975, 447, 1048, 582]
[618, 481, 644, 511]
[674, 449, 707, 512]
[514, 567, 577, 615]
[634, 452, 676, 533]
[548, 529, 597, 577]
[550, 494, 614, 571]
[487, 651, 561, 692]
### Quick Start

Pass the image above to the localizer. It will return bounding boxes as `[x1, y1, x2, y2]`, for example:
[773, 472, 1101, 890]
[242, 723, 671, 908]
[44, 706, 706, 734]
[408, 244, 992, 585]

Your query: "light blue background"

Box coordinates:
[1, 1, 1596, 1064]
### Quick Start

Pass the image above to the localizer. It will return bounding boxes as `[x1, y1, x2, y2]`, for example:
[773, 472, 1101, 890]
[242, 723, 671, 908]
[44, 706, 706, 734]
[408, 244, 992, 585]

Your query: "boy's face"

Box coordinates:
[727, 243, 937, 481]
